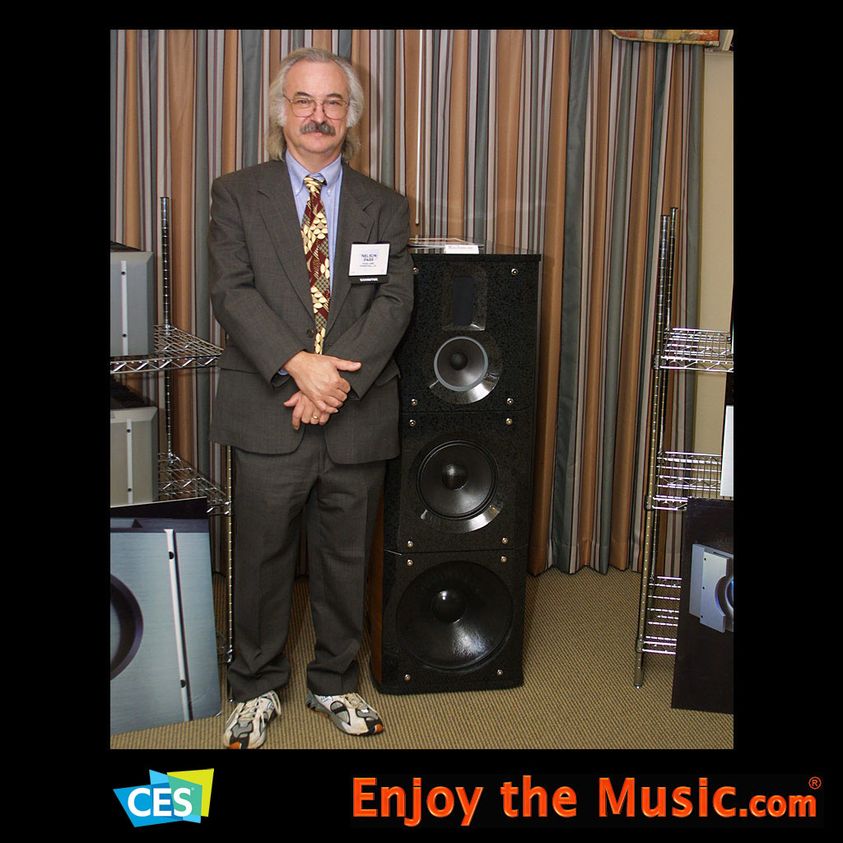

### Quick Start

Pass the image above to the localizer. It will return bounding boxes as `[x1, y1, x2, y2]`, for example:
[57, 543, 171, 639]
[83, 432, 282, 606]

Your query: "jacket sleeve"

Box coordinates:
[208, 175, 306, 386]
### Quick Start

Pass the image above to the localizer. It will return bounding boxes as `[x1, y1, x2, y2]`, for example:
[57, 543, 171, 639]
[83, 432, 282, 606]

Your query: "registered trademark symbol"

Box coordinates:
[808, 776, 822, 790]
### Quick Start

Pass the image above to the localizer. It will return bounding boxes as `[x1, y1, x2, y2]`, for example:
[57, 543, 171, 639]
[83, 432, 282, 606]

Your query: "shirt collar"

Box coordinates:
[286, 152, 343, 199]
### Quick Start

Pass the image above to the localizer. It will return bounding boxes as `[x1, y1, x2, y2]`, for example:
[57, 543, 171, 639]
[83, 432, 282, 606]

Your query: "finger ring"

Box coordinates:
[311, 415, 319, 421]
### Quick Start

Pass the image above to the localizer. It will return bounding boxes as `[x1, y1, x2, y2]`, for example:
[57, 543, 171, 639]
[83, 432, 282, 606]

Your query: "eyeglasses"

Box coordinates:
[284, 95, 349, 119]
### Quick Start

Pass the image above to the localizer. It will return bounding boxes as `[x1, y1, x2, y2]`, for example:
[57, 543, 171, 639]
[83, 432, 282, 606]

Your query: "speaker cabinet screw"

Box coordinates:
[404, 674, 412, 682]
[413, 266, 419, 274]
[506, 397, 514, 405]
[505, 418, 513, 426]
[408, 419, 417, 427]
[501, 537, 509, 545]
[407, 540, 414, 549]
[410, 398, 418, 407]
[406, 558, 414, 566]
[500, 555, 508, 563]
[497, 669, 504, 676]
[510, 268, 519, 276]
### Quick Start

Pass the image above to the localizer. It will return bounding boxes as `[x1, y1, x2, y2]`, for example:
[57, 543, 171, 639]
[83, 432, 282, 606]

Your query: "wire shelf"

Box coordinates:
[158, 452, 231, 516]
[652, 451, 730, 511]
[660, 328, 733, 372]
[110, 325, 222, 374]
[640, 576, 681, 655]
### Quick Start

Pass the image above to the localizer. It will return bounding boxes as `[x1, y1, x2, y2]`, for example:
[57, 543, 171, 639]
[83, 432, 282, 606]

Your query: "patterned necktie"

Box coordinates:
[301, 175, 330, 354]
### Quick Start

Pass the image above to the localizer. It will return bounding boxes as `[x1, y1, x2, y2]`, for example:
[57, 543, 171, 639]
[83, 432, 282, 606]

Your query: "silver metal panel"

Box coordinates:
[110, 251, 155, 357]
[110, 406, 158, 506]
[110, 527, 220, 735]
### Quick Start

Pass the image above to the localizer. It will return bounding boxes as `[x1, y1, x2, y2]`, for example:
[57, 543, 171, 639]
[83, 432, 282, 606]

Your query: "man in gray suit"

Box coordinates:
[208, 47, 414, 749]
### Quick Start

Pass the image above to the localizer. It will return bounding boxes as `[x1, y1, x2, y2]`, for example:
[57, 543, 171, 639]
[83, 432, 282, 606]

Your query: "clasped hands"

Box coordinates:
[282, 350, 361, 430]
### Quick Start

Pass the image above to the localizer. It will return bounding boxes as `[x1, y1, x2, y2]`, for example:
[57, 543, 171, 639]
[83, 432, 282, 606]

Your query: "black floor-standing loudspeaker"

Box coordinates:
[371, 246, 540, 694]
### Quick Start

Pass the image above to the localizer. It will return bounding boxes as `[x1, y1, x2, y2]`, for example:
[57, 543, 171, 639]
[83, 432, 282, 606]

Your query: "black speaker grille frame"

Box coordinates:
[397, 253, 540, 414]
[374, 249, 539, 696]
[383, 410, 534, 552]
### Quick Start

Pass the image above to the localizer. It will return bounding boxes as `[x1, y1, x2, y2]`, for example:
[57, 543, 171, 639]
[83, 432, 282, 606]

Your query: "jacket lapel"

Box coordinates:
[255, 160, 314, 319]
[328, 163, 376, 336]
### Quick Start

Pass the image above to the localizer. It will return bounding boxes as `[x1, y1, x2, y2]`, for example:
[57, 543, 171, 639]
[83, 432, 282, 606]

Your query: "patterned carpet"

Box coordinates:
[110, 566, 733, 751]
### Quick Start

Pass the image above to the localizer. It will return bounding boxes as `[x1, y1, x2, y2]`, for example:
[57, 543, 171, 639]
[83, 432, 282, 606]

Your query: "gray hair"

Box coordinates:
[266, 47, 364, 161]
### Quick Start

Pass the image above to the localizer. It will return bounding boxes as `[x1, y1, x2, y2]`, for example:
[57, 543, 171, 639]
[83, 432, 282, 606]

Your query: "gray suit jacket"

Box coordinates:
[208, 158, 415, 463]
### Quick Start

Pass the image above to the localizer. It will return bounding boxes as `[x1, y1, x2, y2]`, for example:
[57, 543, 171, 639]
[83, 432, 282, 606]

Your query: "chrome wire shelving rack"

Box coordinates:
[639, 576, 682, 656]
[652, 451, 725, 511]
[110, 325, 223, 375]
[110, 324, 229, 516]
[633, 209, 733, 686]
[110, 198, 229, 518]
[660, 328, 733, 372]
[111, 197, 233, 667]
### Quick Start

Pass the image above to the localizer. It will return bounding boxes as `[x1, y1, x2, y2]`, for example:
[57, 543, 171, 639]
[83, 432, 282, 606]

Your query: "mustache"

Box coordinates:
[300, 121, 336, 136]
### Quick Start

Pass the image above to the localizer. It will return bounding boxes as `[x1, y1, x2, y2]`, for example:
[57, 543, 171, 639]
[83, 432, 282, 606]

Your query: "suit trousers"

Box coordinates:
[228, 427, 386, 701]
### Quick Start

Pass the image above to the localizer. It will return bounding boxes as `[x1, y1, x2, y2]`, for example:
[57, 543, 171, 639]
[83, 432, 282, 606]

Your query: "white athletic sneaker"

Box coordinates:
[223, 690, 281, 749]
[305, 690, 384, 736]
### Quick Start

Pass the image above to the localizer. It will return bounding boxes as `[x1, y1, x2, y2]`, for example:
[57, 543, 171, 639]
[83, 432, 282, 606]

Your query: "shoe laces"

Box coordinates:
[318, 692, 369, 713]
[342, 693, 368, 712]
[236, 693, 275, 723]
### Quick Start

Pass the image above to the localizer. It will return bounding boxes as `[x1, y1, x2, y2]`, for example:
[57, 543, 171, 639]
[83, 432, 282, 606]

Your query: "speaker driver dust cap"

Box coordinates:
[396, 560, 513, 670]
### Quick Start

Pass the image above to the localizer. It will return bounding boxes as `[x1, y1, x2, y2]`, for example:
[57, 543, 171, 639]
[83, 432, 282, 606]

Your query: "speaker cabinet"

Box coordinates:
[370, 548, 526, 694]
[671, 498, 734, 714]
[372, 248, 540, 694]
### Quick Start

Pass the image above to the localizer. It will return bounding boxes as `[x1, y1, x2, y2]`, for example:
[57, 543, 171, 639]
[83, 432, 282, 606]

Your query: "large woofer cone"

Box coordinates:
[416, 440, 501, 533]
[396, 561, 513, 670]
[110, 574, 144, 679]
[430, 335, 501, 404]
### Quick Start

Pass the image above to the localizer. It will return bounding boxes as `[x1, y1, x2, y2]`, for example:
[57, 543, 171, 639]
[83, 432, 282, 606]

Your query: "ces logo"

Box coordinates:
[114, 769, 213, 827]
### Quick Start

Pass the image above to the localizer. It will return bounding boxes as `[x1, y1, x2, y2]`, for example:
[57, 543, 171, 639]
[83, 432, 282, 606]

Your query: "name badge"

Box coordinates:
[349, 243, 390, 277]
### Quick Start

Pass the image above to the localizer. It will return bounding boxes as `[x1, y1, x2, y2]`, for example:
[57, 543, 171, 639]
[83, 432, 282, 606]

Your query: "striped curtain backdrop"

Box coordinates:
[110, 29, 703, 578]
[549, 31, 703, 576]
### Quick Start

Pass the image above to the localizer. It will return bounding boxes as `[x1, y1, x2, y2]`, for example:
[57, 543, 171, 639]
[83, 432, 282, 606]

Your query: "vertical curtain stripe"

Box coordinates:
[552, 29, 590, 573]
[599, 43, 631, 571]
[167, 30, 196, 464]
[447, 31, 467, 238]
[123, 30, 141, 249]
[529, 30, 571, 573]
[380, 32, 396, 188]
[493, 30, 522, 248]
[111, 31, 121, 236]
[239, 30, 263, 169]
[193, 30, 211, 475]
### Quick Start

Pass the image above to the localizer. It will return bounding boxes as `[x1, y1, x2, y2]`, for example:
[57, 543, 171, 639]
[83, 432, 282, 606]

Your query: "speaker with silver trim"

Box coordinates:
[671, 498, 734, 714]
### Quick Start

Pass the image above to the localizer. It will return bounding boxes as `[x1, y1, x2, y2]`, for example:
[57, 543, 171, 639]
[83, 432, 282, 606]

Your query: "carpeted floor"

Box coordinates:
[110, 566, 732, 751]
